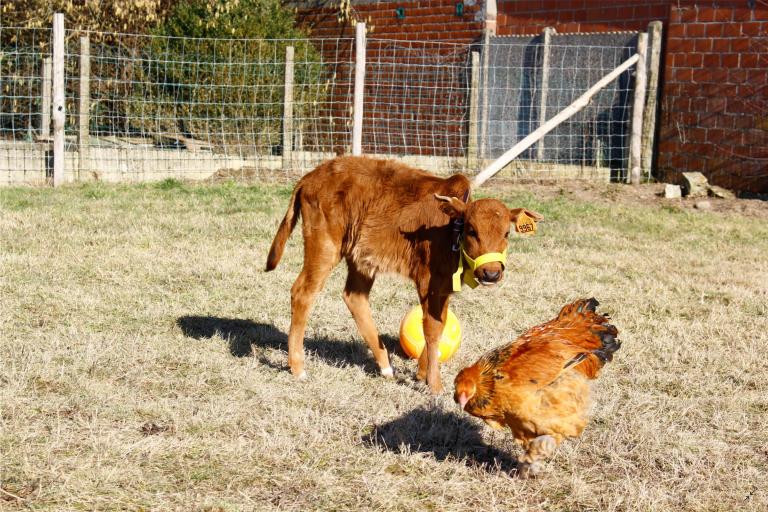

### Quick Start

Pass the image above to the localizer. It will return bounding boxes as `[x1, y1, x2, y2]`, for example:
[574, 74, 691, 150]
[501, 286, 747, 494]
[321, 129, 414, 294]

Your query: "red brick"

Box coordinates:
[733, 115, 754, 129]
[730, 37, 751, 52]
[686, 22, 707, 37]
[707, 97, 727, 113]
[729, 68, 748, 83]
[694, 39, 713, 52]
[721, 53, 739, 68]
[703, 53, 721, 67]
[741, 53, 760, 67]
[740, 22, 763, 36]
[754, 7, 768, 21]
[668, 23, 685, 37]
[747, 69, 768, 84]
[678, 6, 697, 22]
[722, 23, 744, 37]
[712, 8, 734, 23]
[697, 8, 715, 22]
[675, 68, 694, 81]
[705, 24, 724, 37]
[667, 38, 695, 52]
[682, 52, 704, 67]
[712, 38, 731, 52]
[726, 98, 751, 114]
[732, 8, 754, 22]
[713, 68, 728, 82]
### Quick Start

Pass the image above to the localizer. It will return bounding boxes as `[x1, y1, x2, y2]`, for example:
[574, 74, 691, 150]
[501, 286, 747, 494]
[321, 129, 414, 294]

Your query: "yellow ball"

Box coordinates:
[399, 305, 461, 363]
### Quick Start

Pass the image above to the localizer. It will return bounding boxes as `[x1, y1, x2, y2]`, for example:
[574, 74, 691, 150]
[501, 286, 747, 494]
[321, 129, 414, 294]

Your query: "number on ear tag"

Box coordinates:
[515, 212, 537, 235]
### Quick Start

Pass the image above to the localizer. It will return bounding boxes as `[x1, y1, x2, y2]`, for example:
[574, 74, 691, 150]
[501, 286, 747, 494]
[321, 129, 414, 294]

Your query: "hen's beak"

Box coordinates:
[458, 392, 469, 410]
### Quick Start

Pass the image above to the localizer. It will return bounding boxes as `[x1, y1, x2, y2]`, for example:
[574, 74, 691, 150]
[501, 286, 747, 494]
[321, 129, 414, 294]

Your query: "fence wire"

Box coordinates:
[1, 24, 644, 185]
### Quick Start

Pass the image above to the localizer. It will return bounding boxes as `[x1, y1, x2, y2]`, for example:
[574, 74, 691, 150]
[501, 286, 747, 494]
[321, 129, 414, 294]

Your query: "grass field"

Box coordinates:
[1, 179, 767, 511]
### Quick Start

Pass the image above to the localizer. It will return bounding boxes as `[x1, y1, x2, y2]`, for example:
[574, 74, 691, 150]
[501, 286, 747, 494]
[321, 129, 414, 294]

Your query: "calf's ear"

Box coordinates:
[434, 194, 467, 219]
[512, 208, 544, 222]
[509, 208, 544, 233]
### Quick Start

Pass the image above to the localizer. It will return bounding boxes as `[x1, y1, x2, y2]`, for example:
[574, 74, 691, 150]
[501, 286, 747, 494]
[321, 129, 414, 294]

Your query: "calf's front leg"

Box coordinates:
[416, 293, 449, 394]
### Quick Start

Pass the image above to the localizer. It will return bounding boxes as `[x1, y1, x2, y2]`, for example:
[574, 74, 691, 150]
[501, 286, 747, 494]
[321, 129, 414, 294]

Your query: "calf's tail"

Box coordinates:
[265, 185, 302, 271]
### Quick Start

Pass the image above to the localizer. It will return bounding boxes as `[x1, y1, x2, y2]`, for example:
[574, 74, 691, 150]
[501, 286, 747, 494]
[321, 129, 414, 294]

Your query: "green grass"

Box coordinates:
[1, 182, 767, 511]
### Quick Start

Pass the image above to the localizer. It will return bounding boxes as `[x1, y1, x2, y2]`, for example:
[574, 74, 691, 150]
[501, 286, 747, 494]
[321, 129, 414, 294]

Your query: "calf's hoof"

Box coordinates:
[290, 366, 308, 380]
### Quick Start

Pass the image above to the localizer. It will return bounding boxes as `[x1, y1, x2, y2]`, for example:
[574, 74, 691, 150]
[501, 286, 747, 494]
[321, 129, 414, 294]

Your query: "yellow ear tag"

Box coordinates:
[515, 212, 537, 235]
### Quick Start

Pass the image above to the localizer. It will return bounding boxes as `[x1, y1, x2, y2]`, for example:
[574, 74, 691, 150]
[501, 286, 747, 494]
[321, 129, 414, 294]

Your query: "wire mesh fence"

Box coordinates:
[482, 33, 638, 181]
[1, 21, 649, 185]
[364, 39, 470, 162]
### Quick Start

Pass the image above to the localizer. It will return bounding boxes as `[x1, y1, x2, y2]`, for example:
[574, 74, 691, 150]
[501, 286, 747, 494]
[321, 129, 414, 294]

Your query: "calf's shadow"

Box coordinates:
[176, 315, 401, 374]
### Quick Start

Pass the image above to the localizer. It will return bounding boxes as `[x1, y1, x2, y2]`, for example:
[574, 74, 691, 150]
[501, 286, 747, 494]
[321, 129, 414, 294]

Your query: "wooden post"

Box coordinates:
[536, 27, 554, 161]
[41, 57, 52, 138]
[629, 33, 648, 185]
[351, 22, 366, 156]
[473, 53, 640, 188]
[479, 29, 491, 160]
[52, 13, 65, 187]
[78, 36, 90, 181]
[467, 51, 480, 170]
[282, 45, 294, 170]
[641, 21, 662, 182]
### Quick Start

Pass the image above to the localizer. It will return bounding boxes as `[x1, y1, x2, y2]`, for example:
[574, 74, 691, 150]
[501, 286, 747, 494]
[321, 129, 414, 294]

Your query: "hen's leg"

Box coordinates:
[516, 434, 560, 478]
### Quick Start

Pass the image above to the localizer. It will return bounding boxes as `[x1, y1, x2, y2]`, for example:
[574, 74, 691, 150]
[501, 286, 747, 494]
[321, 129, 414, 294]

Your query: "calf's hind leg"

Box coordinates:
[342, 262, 392, 377]
[287, 237, 339, 379]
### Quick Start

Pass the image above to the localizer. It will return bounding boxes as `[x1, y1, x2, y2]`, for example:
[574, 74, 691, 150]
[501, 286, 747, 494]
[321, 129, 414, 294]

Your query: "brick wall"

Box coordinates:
[658, 3, 767, 193]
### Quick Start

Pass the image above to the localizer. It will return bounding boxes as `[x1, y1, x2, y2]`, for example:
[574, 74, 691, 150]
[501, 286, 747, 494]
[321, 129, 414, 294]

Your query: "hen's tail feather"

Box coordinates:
[593, 326, 621, 363]
[556, 298, 621, 378]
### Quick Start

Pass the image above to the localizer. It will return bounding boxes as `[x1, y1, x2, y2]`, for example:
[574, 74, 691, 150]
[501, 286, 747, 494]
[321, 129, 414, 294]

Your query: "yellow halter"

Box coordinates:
[452, 242, 508, 292]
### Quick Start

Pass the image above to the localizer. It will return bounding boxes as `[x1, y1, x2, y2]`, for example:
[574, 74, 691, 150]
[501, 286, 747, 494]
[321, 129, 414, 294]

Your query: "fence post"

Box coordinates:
[78, 36, 90, 181]
[52, 13, 65, 187]
[283, 45, 294, 171]
[41, 57, 52, 139]
[467, 51, 480, 170]
[479, 29, 491, 160]
[629, 33, 647, 185]
[536, 27, 554, 161]
[351, 22, 366, 156]
[641, 21, 662, 182]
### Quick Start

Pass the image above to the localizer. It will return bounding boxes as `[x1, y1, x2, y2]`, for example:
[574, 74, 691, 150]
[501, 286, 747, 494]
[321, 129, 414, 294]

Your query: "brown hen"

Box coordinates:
[454, 298, 621, 477]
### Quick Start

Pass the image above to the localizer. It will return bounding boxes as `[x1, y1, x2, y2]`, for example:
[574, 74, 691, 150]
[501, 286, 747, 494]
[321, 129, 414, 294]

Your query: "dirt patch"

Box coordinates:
[492, 179, 768, 219]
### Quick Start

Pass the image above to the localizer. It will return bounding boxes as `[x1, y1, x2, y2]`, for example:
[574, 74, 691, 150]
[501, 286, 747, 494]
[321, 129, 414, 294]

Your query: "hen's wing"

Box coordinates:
[487, 298, 621, 390]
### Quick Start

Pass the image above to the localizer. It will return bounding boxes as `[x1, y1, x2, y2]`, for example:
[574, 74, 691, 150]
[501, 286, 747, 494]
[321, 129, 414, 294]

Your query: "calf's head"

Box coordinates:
[436, 194, 543, 286]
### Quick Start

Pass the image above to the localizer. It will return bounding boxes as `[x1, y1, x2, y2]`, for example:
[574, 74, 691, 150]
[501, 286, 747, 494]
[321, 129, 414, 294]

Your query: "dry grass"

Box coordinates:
[1, 179, 767, 511]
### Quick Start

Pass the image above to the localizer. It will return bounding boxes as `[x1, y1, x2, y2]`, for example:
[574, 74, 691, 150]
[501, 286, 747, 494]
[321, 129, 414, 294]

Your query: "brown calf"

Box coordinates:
[265, 156, 542, 393]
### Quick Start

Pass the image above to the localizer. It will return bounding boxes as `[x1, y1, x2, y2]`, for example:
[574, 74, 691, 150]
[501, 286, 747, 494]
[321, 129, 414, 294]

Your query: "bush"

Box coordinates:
[120, 0, 327, 153]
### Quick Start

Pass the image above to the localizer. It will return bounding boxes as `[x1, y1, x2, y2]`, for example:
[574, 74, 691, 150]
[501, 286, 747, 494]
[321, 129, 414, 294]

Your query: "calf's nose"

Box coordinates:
[481, 269, 501, 282]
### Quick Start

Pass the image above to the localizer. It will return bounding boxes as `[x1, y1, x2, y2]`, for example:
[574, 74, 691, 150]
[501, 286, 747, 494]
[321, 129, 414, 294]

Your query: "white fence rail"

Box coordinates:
[0, 18, 660, 186]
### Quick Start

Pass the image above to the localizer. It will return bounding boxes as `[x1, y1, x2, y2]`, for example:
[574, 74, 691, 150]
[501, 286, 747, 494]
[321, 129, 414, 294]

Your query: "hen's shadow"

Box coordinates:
[176, 315, 401, 374]
[363, 405, 519, 473]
